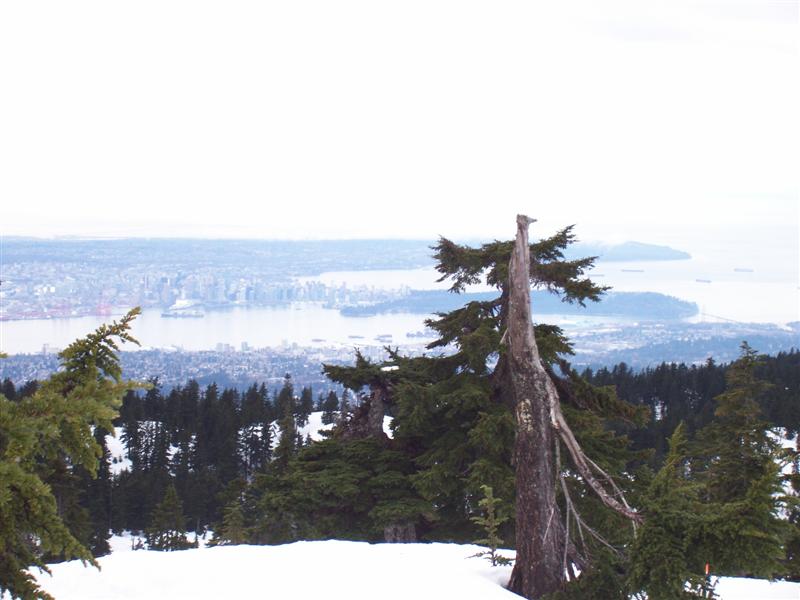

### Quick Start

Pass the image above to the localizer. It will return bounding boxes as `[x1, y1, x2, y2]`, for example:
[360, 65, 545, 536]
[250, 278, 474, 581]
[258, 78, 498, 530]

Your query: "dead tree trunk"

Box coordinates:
[367, 384, 387, 439]
[338, 384, 389, 442]
[506, 215, 641, 599]
[507, 215, 566, 599]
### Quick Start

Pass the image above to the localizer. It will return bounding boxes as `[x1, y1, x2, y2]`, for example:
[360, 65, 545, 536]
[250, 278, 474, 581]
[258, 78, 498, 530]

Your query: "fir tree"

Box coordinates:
[215, 388, 241, 484]
[629, 423, 712, 599]
[0, 309, 141, 599]
[146, 483, 192, 551]
[375, 216, 641, 597]
[692, 342, 787, 578]
[470, 485, 512, 566]
[321, 390, 339, 425]
[274, 376, 298, 470]
[79, 426, 114, 557]
[297, 386, 314, 427]
[218, 498, 248, 545]
[785, 435, 800, 580]
[251, 437, 426, 544]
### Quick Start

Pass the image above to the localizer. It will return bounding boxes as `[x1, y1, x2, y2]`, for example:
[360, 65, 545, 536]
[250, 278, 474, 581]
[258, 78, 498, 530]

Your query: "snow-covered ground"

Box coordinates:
[47, 420, 792, 599]
[12, 541, 800, 600]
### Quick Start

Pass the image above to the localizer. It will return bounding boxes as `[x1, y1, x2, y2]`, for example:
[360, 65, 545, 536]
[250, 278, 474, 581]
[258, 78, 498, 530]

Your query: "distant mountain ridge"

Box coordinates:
[577, 241, 691, 262]
[3, 238, 689, 273]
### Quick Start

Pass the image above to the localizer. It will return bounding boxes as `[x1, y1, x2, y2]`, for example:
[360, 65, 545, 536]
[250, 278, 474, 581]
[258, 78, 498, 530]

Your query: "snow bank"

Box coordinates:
[14, 541, 800, 600]
[28, 542, 514, 600]
[716, 576, 799, 599]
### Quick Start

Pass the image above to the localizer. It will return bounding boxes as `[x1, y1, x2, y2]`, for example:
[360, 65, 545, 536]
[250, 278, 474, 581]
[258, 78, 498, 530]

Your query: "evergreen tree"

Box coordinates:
[187, 384, 223, 528]
[629, 424, 712, 599]
[338, 389, 351, 425]
[0, 309, 140, 599]
[1, 378, 16, 402]
[274, 375, 298, 470]
[379, 216, 641, 598]
[251, 437, 426, 544]
[297, 386, 314, 427]
[218, 498, 248, 545]
[241, 383, 265, 426]
[79, 426, 114, 557]
[692, 342, 787, 578]
[239, 420, 272, 481]
[321, 390, 339, 425]
[785, 436, 800, 580]
[470, 485, 512, 566]
[178, 380, 201, 433]
[215, 388, 241, 484]
[145, 483, 191, 551]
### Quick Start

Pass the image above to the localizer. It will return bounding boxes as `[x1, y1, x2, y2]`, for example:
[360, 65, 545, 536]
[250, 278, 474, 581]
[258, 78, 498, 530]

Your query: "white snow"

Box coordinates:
[273, 411, 394, 445]
[298, 411, 394, 440]
[59, 421, 795, 600]
[105, 425, 178, 475]
[105, 427, 131, 475]
[383, 415, 394, 438]
[297, 411, 334, 441]
[107, 531, 213, 554]
[10, 541, 799, 600]
[715, 576, 799, 600]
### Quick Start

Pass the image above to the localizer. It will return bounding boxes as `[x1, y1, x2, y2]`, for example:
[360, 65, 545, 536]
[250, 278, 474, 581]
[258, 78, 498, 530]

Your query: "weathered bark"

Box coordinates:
[383, 522, 417, 543]
[338, 384, 389, 442]
[367, 385, 387, 438]
[506, 215, 642, 599]
[507, 215, 567, 599]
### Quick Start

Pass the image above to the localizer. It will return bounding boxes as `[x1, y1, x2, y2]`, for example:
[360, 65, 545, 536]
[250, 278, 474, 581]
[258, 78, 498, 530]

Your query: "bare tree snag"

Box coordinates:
[337, 384, 389, 442]
[507, 215, 640, 599]
[367, 384, 388, 439]
[507, 215, 567, 599]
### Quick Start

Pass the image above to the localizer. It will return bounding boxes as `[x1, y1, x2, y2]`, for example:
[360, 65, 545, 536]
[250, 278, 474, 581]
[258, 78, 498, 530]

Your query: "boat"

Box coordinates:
[695, 279, 712, 284]
[621, 269, 645, 273]
[733, 268, 754, 273]
[161, 299, 205, 318]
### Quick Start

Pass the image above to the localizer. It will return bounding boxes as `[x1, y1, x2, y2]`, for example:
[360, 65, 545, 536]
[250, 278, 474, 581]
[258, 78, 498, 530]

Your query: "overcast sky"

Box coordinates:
[1, 1, 797, 250]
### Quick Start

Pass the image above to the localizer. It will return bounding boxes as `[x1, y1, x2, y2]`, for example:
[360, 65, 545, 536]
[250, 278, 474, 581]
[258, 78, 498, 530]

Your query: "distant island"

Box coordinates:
[340, 289, 698, 320]
[572, 241, 691, 262]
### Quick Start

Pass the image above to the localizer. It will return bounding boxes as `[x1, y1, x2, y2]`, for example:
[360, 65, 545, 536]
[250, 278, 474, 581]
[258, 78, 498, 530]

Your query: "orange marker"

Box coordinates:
[705, 563, 710, 576]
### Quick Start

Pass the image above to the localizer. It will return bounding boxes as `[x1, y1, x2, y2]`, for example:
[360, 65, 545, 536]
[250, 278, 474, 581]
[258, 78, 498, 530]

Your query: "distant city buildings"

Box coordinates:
[0, 238, 430, 322]
[0, 261, 411, 322]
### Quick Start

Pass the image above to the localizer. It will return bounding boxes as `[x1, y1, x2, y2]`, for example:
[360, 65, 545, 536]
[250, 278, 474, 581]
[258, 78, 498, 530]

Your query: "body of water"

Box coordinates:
[2, 246, 797, 355]
[299, 251, 799, 326]
[0, 305, 437, 355]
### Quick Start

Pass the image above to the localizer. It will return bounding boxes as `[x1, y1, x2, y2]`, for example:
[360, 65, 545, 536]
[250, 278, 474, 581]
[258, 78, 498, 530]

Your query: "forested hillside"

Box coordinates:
[2, 351, 800, 555]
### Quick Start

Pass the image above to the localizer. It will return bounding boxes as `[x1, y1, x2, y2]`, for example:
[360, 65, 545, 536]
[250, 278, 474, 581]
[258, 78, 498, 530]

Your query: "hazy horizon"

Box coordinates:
[1, 1, 797, 249]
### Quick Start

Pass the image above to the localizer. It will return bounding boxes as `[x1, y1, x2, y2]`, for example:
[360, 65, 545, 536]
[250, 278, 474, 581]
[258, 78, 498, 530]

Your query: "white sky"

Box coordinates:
[1, 1, 798, 249]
